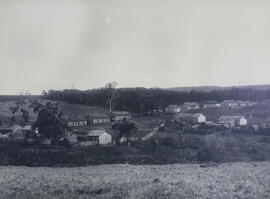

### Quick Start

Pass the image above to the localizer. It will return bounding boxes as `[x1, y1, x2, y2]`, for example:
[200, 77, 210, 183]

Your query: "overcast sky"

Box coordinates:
[1, 0, 270, 94]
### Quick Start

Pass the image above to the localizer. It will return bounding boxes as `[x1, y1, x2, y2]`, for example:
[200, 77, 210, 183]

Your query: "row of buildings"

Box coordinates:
[165, 100, 256, 114]
[0, 124, 113, 146]
[64, 111, 131, 127]
[171, 112, 247, 128]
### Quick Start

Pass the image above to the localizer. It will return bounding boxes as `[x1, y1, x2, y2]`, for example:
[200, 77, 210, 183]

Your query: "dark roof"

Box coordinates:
[166, 105, 181, 109]
[202, 100, 220, 104]
[183, 102, 199, 106]
[66, 117, 87, 122]
[176, 113, 204, 119]
[110, 111, 131, 116]
[88, 113, 110, 119]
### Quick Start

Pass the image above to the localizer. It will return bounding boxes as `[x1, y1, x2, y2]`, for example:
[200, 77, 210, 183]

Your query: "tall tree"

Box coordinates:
[21, 109, 29, 125]
[32, 104, 65, 144]
[9, 106, 19, 121]
[105, 81, 117, 112]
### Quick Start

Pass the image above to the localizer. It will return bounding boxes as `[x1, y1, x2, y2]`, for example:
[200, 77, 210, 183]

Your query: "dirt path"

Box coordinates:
[0, 162, 270, 199]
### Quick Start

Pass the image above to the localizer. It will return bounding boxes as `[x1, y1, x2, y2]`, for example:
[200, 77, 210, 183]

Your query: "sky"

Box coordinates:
[0, 0, 270, 94]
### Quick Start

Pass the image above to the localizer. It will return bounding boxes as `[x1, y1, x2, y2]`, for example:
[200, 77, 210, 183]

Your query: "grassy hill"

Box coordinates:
[0, 162, 270, 199]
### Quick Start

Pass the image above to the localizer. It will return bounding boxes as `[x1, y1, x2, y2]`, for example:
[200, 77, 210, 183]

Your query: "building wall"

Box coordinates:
[165, 107, 181, 114]
[99, 133, 112, 145]
[197, 115, 206, 123]
[68, 121, 87, 127]
[113, 115, 131, 121]
[238, 118, 247, 126]
[203, 104, 221, 108]
[91, 118, 110, 125]
[184, 105, 199, 110]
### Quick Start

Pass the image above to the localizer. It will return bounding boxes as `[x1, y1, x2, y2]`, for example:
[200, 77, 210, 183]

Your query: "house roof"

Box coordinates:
[66, 117, 87, 122]
[183, 102, 199, 106]
[218, 116, 245, 123]
[110, 111, 131, 116]
[221, 100, 237, 104]
[166, 105, 181, 109]
[88, 130, 108, 137]
[176, 113, 204, 119]
[10, 125, 22, 131]
[88, 113, 110, 119]
[202, 100, 220, 104]
[22, 125, 32, 131]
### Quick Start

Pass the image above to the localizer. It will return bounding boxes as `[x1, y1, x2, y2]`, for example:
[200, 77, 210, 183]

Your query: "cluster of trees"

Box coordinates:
[42, 85, 270, 114]
[9, 98, 29, 125]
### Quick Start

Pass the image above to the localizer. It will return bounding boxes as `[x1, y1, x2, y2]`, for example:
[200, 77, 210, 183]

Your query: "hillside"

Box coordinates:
[57, 101, 108, 117]
[167, 84, 270, 92]
[0, 162, 270, 199]
[0, 99, 108, 123]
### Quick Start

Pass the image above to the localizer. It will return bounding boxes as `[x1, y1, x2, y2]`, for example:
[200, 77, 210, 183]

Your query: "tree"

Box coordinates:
[29, 99, 43, 113]
[105, 81, 118, 112]
[21, 109, 29, 125]
[9, 106, 19, 121]
[112, 118, 138, 147]
[32, 105, 65, 144]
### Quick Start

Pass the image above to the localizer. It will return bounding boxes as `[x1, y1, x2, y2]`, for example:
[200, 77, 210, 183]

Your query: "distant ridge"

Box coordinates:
[166, 84, 270, 92]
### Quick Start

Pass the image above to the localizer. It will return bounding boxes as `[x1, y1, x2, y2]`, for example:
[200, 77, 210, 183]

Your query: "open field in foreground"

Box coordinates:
[0, 162, 270, 199]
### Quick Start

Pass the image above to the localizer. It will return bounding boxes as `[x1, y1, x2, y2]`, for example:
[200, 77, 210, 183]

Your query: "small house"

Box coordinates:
[218, 116, 247, 128]
[202, 101, 221, 109]
[109, 111, 131, 121]
[221, 100, 238, 109]
[0, 125, 23, 134]
[175, 113, 206, 124]
[87, 130, 112, 145]
[165, 105, 181, 114]
[66, 118, 88, 127]
[236, 101, 256, 107]
[181, 102, 200, 111]
[22, 125, 32, 133]
[87, 113, 111, 125]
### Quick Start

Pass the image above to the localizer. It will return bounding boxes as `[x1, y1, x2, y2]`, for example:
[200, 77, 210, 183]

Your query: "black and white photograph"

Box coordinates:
[1, 0, 270, 198]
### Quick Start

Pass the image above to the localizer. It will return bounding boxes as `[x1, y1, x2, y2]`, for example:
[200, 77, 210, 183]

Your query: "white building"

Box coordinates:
[109, 111, 131, 121]
[202, 101, 221, 108]
[66, 118, 88, 127]
[87, 130, 112, 145]
[218, 116, 247, 128]
[165, 105, 181, 114]
[221, 100, 238, 108]
[87, 113, 111, 125]
[182, 102, 200, 111]
[175, 113, 206, 124]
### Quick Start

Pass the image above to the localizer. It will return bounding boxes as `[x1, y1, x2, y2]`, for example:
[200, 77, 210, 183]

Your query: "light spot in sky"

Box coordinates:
[105, 17, 111, 24]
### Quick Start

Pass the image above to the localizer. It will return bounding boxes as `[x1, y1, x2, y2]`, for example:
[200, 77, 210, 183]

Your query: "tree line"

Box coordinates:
[42, 87, 270, 114]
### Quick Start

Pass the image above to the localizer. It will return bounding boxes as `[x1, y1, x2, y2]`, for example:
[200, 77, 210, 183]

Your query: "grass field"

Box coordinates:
[0, 162, 270, 199]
